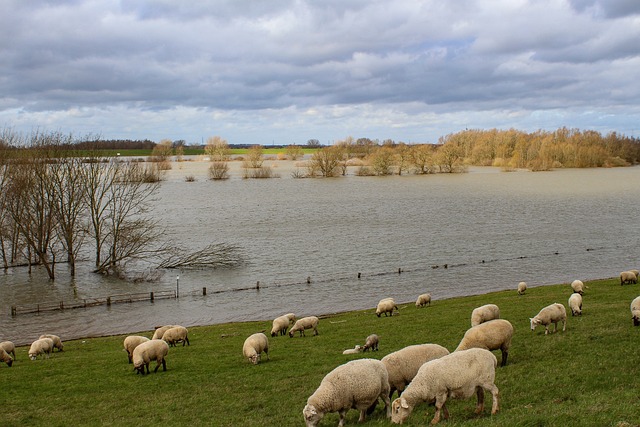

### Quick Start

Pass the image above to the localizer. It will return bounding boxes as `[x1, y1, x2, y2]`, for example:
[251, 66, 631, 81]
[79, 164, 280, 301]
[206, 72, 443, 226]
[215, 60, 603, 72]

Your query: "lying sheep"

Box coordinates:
[152, 325, 176, 340]
[415, 293, 431, 308]
[39, 334, 63, 352]
[0, 347, 13, 367]
[0, 341, 16, 360]
[124, 335, 150, 363]
[29, 337, 54, 360]
[342, 345, 363, 355]
[132, 339, 169, 374]
[289, 316, 319, 337]
[569, 293, 583, 316]
[571, 279, 585, 295]
[242, 332, 269, 364]
[362, 334, 379, 352]
[390, 348, 499, 425]
[470, 304, 501, 327]
[271, 313, 295, 337]
[455, 319, 513, 367]
[303, 358, 391, 427]
[517, 281, 527, 295]
[162, 326, 190, 347]
[620, 271, 638, 285]
[530, 303, 567, 335]
[382, 343, 450, 398]
[376, 298, 398, 317]
[631, 296, 640, 326]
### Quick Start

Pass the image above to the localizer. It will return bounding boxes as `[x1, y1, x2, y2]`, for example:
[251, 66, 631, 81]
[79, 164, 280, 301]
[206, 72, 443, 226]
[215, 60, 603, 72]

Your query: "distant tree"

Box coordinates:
[307, 146, 341, 177]
[436, 141, 463, 173]
[205, 136, 230, 161]
[369, 146, 395, 175]
[285, 145, 304, 160]
[149, 139, 173, 170]
[307, 139, 320, 147]
[245, 145, 264, 168]
[411, 144, 436, 174]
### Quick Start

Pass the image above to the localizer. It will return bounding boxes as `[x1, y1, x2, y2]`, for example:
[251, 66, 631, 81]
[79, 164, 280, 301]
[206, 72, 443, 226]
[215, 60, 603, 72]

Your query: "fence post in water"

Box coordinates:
[11, 305, 16, 316]
[150, 291, 154, 302]
[398, 268, 402, 274]
[256, 281, 260, 290]
[107, 297, 111, 306]
[176, 275, 180, 298]
[202, 287, 207, 296]
[60, 301, 64, 310]
[358, 272, 361, 279]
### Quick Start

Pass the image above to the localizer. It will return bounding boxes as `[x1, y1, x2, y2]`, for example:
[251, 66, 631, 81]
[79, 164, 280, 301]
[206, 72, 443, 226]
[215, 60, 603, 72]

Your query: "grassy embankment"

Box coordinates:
[3, 278, 639, 427]
[92, 147, 318, 157]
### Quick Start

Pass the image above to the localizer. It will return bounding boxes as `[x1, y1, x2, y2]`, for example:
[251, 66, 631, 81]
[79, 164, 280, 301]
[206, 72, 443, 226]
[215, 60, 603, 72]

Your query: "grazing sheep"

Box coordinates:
[0, 341, 16, 360]
[132, 339, 169, 374]
[362, 334, 379, 352]
[124, 336, 150, 363]
[630, 270, 640, 279]
[470, 304, 501, 327]
[162, 326, 190, 347]
[568, 293, 583, 316]
[39, 334, 63, 352]
[242, 333, 269, 364]
[390, 348, 499, 425]
[152, 325, 176, 340]
[415, 293, 432, 308]
[517, 281, 527, 295]
[342, 345, 363, 355]
[376, 298, 398, 317]
[303, 358, 391, 427]
[0, 347, 13, 367]
[631, 296, 640, 326]
[620, 271, 638, 285]
[271, 313, 295, 337]
[289, 316, 319, 337]
[455, 319, 513, 367]
[571, 280, 585, 295]
[381, 344, 450, 398]
[530, 303, 567, 335]
[28, 338, 54, 360]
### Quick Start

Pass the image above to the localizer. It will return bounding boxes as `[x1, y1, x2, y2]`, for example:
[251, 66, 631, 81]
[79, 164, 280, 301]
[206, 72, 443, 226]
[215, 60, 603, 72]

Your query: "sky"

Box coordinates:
[1, 0, 639, 146]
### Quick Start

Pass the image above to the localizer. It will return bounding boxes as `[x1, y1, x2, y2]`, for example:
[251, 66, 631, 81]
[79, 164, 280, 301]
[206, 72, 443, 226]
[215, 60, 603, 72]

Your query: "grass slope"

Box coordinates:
[3, 278, 639, 427]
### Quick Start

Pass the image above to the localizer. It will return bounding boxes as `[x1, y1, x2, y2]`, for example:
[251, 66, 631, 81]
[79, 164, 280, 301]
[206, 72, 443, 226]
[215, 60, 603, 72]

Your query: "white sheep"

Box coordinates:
[630, 269, 640, 279]
[132, 339, 169, 374]
[152, 325, 176, 340]
[390, 348, 499, 425]
[571, 279, 585, 295]
[630, 296, 640, 326]
[303, 358, 391, 427]
[0, 341, 16, 360]
[123, 336, 150, 363]
[620, 271, 638, 285]
[517, 281, 527, 295]
[381, 343, 450, 398]
[29, 337, 54, 360]
[470, 304, 501, 327]
[455, 319, 513, 367]
[162, 326, 190, 347]
[362, 334, 379, 352]
[568, 293, 583, 316]
[242, 332, 269, 364]
[0, 347, 13, 367]
[376, 298, 398, 317]
[39, 334, 64, 352]
[289, 316, 319, 337]
[530, 303, 567, 335]
[342, 345, 363, 355]
[415, 293, 431, 308]
[271, 313, 296, 337]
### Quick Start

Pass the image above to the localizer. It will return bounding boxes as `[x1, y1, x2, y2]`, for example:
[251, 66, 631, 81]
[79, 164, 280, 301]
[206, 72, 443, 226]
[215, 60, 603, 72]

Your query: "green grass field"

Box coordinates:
[3, 278, 639, 427]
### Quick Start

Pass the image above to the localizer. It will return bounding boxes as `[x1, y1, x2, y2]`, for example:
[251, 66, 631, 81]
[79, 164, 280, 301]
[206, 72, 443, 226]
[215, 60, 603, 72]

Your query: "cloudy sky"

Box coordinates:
[1, 0, 639, 145]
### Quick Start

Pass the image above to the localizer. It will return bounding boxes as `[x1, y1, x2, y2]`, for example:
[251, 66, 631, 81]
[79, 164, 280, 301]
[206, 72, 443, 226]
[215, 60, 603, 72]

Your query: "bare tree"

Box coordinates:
[245, 145, 264, 168]
[307, 146, 341, 177]
[205, 136, 230, 161]
[158, 243, 244, 269]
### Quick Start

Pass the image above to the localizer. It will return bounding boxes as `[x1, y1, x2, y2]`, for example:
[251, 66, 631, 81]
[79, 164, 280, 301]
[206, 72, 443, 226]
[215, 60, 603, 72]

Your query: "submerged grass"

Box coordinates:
[2, 278, 639, 426]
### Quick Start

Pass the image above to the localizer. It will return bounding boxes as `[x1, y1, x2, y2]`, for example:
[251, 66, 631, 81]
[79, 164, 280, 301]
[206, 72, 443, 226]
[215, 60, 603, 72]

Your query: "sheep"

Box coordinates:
[381, 343, 450, 398]
[242, 332, 269, 364]
[569, 293, 583, 316]
[132, 339, 169, 374]
[271, 313, 296, 337]
[162, 326, 190, 347]
[470, 304, 501, 327]
[415, 293, 431, 308]
[620, 271, 638, 285]
[342, 345, 363, 355]
[28, 337, 54, 360]
[455, 319, 513, 367]
[530, 303, 567, 335]
[0, 341, 16, 360]
[362, 334, 379, 352]
[517, 281, 527, 295]
[0, 347, 13, 367]
[630, 296, 640, 326]
[376, 298, 398, 317]
[289, 316, 319, 337]
[39, 334, 64, 352]
[123, 336, 150, 363]
[630, 269, 640, 279]
[303, 358, 391, 427]
[152, 325, 176, 340]
[390, 348, 499, 425]
[571, 279, 585, 295]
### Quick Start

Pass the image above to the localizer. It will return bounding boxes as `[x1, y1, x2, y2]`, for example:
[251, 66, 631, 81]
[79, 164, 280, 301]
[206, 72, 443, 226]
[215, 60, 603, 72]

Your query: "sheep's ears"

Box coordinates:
[400, 398, 409, 409]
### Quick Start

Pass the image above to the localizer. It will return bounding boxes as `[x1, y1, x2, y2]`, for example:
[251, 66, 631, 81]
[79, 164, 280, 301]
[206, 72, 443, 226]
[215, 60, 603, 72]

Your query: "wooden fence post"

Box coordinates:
[150, 291, 154, 302]
[202, 287, 207, 296]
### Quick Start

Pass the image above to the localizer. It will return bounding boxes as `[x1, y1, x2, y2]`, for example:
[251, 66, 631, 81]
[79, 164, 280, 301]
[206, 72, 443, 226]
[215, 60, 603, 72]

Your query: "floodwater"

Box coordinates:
[1, 159, 639, 345]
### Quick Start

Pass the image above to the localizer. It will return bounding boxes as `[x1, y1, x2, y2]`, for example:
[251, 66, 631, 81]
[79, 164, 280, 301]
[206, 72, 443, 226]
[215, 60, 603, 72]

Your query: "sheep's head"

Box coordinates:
[633, 313, 640, 327]
[249, 354, 260, 365]
[391, 397, 413, 424]
[302, 404, 323, 427]
[529, 317, 540, 331]
[29, 353, 37, 361]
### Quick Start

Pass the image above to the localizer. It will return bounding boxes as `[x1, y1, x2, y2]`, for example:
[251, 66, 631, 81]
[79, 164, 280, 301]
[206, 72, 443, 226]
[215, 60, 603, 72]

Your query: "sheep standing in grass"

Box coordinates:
[0, 341, 16, 360]
[620, 271, 638, 285]
[569, 293, 583, 316]
[303, 358, 391, 427]
[132, 339, 169, 374]
[571, 280, 585, 295]
[631, 296, 640, 326]
[390, 348, 499, 425]
[382, 344, 450, 398]
[29, 338, 54, 360]
[162, 326, 190, 347]
[416, 293, 431, 308]
[0, 347, 13, 367]
[362, 334, 379, 352]
[376, 298, 398, 317]
[152, 325, 176, 340]
[271, 313, 295, 337]
[242, 333, 269, 364]
[39, 334, 63, 352]
[455, 319, 513, 367]
[124, 336, 150, 363]
[470, 304, 501, 327]
[289, 316, 319, 337]
[517, 282, 527, 295]
[530, 303, 567, 335]
[630, 270, 640, 279]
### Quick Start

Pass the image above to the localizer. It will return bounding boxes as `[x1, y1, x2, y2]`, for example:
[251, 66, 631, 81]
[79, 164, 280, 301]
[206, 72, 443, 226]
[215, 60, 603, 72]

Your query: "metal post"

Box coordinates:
[176, 275, 180, 298]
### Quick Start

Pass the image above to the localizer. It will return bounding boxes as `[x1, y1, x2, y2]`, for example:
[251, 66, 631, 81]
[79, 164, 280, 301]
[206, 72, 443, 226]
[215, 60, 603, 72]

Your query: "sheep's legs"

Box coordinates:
[338, 409, 347, 427]
[488, 384, 500, 414]
[475, 387, 485, 414]
[358, 409, 366, 423]
[500, 349, 509, 367]
[431, 394, 447, 424]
